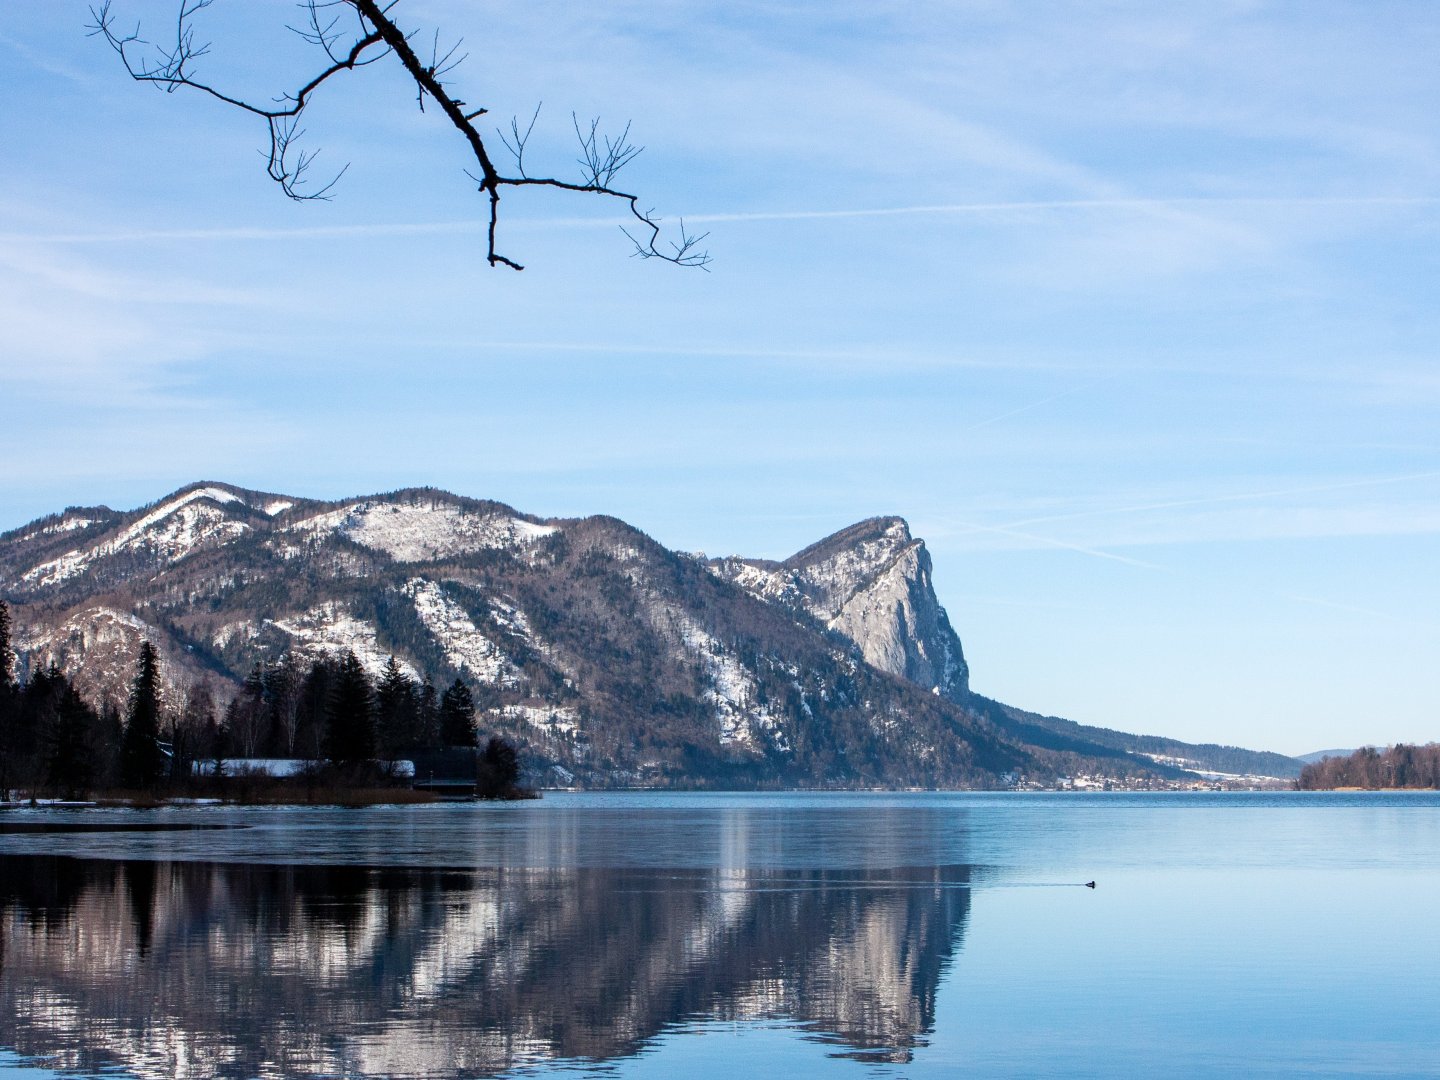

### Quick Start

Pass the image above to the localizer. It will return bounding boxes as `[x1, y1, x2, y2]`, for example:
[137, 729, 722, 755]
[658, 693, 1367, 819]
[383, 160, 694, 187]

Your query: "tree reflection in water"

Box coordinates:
[0, 852, 974, 1078]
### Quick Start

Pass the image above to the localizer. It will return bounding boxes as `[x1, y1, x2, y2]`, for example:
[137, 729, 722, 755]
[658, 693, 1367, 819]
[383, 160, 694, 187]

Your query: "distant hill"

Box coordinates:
[1, 482, 1299, 787]
[969, 698, 1304, 779]
[1297, 749, 1357, 765]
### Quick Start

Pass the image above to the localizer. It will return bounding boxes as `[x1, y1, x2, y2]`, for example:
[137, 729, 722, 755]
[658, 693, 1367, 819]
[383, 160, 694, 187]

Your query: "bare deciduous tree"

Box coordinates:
[89, 0, 710, 270]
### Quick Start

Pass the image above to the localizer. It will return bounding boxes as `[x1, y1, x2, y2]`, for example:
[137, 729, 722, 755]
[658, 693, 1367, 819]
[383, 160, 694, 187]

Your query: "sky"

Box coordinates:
[2, 1, 1439, 756]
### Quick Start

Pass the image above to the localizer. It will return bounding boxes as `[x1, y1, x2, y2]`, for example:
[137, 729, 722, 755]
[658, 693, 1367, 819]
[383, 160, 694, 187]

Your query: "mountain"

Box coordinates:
[967, 697, 1302, 779]
[0, 482, 1297, 786]
[1297, 749, 1357, 764]
[706, 517, 1297, 779]
[707, 516, 968, 700]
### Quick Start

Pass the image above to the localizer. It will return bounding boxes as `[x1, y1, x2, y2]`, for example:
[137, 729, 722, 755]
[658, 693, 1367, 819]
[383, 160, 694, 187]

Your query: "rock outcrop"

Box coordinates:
[710, 517, 968, 699]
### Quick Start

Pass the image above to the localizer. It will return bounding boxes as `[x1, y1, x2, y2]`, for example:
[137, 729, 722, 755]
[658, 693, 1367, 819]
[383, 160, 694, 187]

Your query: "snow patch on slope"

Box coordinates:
[793, 520, 913, 614]
[16, 516, 101, 543]
[212, 620, 260, 650]
[714, 518, 968, 699]
[291, 500, 555, 562]
[19, 606, 151, 652]
[707, 559, 804, 608]
[500, 702, 581, 736]
[655, 607, 785, 752]
[402, 578, 515, 686]
[15, 607, 165, 697]
[21, 487, 249, 588]
[488, 596, 533, 639]
[269, 604, 416, 680]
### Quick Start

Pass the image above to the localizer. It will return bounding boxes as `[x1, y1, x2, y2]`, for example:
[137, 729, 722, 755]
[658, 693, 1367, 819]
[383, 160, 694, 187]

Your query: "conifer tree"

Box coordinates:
[293, 658, 334, 761]
[228, 663, 266, 757]
[324, 650, 376, 763]
[439, 678, 478, 748]
[0, 599, 13, 691]
[176, 682, 218, 781]
[48, 684, 97, 798]
[375, 657, 418, 756]
[416, 677, 440, 750]
[120, 641, 165, 790]
[0, 599, 14, 798]
[10, 666, 63, 794]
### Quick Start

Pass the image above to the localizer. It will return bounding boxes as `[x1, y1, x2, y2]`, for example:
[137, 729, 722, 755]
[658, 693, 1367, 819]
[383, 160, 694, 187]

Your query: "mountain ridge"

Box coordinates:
[0, 482, 1300, 785]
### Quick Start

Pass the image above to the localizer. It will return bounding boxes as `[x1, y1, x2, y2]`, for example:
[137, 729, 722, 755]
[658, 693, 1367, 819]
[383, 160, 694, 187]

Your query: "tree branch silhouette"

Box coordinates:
[89, 0, 710, 270]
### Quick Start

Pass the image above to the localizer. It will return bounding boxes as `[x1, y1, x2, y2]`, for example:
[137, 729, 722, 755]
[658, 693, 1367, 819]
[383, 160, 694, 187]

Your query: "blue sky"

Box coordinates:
[2, 1, 1439, 755]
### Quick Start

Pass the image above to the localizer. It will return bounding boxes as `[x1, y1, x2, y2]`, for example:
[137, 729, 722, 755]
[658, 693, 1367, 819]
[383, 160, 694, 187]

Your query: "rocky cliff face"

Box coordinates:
[0, 483, 1034, 788]
[709, 517, 968, 700]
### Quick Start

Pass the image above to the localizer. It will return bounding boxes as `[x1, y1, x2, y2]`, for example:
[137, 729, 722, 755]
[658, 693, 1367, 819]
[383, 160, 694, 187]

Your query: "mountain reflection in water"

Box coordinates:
[0, 853, 973, 1078]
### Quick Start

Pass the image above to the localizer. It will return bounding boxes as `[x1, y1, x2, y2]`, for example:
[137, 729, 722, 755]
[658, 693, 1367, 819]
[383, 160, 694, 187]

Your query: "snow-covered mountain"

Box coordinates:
[708, 516, 968, 700]
[0, 482, 1295, 784]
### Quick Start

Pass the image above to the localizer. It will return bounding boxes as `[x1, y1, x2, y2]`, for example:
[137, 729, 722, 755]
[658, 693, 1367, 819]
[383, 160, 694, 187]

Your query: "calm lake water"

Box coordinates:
[0, 792, 1436, 1079]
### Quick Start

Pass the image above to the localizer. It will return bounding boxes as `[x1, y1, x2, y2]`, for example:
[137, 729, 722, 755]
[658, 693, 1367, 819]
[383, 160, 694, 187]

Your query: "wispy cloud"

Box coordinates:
[944, 519, 1170, 570]
[686, 196, 1440, 224]
[999, 471, 1440, 532]
[7, 195, 1434, 245]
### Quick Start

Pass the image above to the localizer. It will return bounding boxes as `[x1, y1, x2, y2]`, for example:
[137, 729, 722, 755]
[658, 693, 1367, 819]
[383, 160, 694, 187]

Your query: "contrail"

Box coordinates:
[1000, 470, 1440, 530]
[1283, 594, 1412, 625]
[683, 195, 1440, 224]
[960, 372, 1123, 434]
[3, 195, 1435, 245]
[947, 520, 1169, 571]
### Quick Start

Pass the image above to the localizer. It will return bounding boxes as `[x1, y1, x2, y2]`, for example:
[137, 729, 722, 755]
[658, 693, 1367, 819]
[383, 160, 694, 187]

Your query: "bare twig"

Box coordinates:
[572, 114, 643, 190]
[498, 103, 542, 179]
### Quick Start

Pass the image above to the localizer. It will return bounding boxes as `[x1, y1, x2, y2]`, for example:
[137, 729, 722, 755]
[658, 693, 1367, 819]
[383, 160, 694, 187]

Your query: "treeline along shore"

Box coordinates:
[0, 601, 526, 804]
[1296, 744, 1440, 790]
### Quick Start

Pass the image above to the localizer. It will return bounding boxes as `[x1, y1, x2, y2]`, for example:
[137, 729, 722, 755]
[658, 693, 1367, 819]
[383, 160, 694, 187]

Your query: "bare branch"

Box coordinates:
[623, 216, 713, 270]
[88, 0, 387, 199]
[92, 0, 710, 268]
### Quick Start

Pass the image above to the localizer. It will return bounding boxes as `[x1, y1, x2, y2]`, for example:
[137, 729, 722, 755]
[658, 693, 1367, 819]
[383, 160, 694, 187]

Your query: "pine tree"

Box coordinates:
[11, 665, 64, 794]
[0, 599, 15, 798]
[0, 599, 14, 691]
[229, 663, 266, 758]
[293, 658, 334, 761]
[324, 651, 376, 764]
[47, 683, 96, 798]
[416, 677, 440, 750]
[438, 678, 478, 748]
[176, 682, 218, 783]
[375, 657, 418, 756]
[120, 641, 165, 790]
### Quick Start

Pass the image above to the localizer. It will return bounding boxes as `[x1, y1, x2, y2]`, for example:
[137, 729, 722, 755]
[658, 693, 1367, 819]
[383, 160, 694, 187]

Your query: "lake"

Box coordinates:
[1, 792, 1436, 1078]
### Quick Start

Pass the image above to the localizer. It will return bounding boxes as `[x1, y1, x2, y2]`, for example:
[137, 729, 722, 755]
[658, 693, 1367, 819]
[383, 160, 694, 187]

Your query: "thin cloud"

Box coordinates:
[1000, 471, 1440, 531]
[1284, 594, 1413, 625]
[686, 196, 1440, 224]
[946, 520, 1169, 571]
[4, 195, 1435, 245]
[960, 373, 1123, 434]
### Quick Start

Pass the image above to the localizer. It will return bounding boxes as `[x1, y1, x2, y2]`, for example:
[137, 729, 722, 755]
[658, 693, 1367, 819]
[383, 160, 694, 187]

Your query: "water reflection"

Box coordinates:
[0, 853, 973, 1078]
